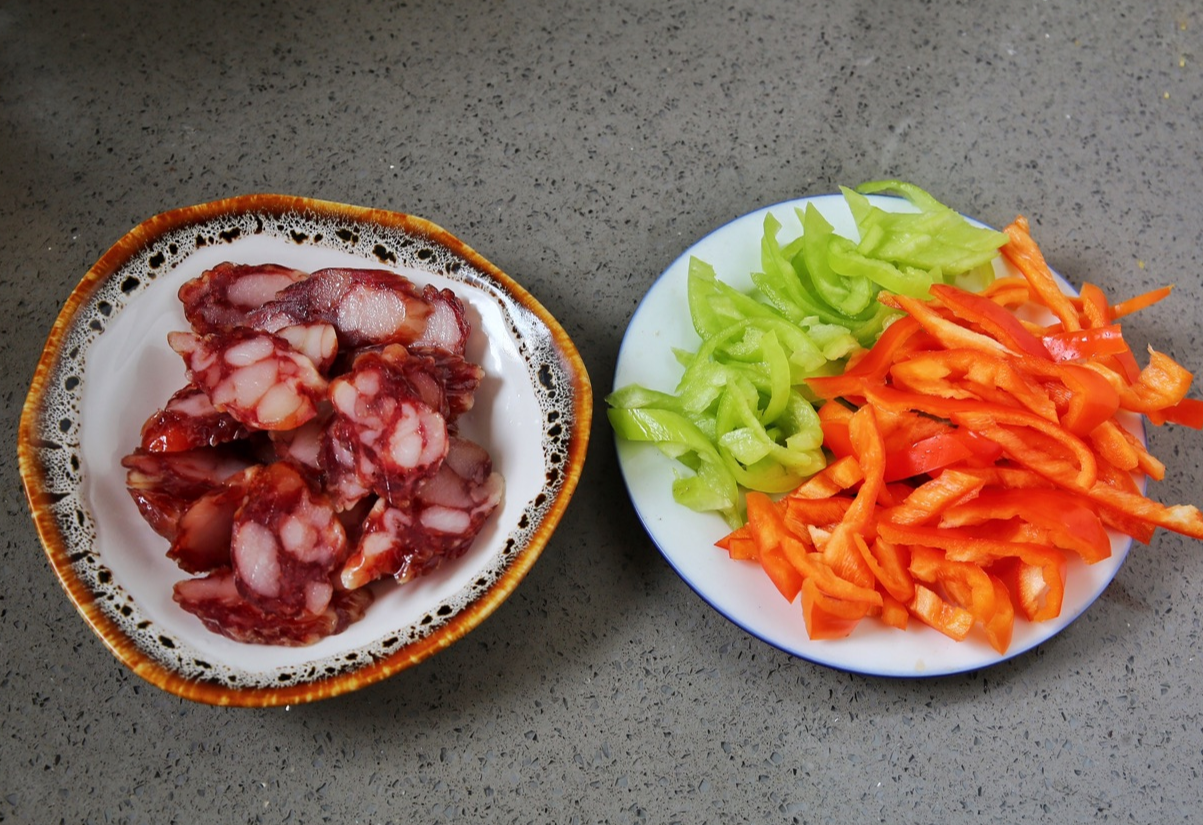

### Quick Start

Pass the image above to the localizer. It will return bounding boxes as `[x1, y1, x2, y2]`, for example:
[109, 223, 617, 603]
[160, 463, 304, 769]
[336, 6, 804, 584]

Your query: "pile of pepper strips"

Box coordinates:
[718, 216, 1203, 653]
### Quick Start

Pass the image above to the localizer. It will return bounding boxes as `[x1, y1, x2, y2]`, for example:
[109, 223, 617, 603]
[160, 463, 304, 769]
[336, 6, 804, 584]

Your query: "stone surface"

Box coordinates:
[2, 0, 1202, 822]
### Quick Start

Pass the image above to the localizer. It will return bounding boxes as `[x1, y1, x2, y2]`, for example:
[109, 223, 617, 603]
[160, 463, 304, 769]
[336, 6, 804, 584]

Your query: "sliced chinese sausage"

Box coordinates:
[230, 462, 349, 618]
[122, 447, 251, 539]
[273, 322, 339, 375]
[169, 328, 328, 431]
[246, 268, 471, 354]
[327, 349, 450, 506]
[167, 466, 256, 574]
[179, 262, 309, 334]
[139, 384, 251, 453]
[173, 568, 374, 647]
[339, 436, 504, 589]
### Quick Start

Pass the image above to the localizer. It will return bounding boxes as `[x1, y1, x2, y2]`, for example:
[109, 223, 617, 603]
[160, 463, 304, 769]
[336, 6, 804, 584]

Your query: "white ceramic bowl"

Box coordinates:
[612, 193, 1137, 676]
[19, 194, 592, 705]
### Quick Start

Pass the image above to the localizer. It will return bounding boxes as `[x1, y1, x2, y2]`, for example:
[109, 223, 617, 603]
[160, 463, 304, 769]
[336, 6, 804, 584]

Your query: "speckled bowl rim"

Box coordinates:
[17, 193, 593, 706]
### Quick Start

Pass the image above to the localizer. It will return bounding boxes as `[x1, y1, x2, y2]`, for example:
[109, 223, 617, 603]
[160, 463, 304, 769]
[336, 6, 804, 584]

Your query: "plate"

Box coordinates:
[612, 193, 1136, 677]
[18, 194, 592, 705]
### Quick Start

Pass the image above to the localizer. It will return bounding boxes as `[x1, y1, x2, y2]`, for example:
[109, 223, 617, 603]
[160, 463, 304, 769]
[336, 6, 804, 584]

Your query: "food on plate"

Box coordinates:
[121, 263, 504, 646]
[719, 213, 1203, 652]
[607, 182, 1008, 526]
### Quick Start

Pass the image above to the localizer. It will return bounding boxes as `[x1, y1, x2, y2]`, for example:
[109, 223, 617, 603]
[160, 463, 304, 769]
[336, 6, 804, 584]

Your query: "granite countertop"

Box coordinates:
[2, 0, 1201, 821]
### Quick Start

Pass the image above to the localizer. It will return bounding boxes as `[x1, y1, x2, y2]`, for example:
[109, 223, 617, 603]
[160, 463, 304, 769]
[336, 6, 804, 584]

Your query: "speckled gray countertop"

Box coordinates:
[3, 0, 1202, 822]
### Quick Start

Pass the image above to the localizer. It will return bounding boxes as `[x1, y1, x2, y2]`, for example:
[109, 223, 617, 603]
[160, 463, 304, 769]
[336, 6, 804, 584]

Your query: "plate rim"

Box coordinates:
[18, 193, 593, 706]
[611, 191, 1139, 677]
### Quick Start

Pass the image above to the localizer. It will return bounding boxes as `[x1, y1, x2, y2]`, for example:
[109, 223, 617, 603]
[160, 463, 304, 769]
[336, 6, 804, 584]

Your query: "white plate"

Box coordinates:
[20, 194, 592, 705]
[612, 193, 1135, 677]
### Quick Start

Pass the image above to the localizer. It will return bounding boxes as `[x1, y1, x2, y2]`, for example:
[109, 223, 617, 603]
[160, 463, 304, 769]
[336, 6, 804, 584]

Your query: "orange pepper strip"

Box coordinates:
[886, 293, 1011, 355]
[889, 350, 1059, 421]
[820, 406, 886, 589]
[801, 578, 872, 640]
[1001, 215, 1082, 333]
[867, 387, 1099, 489]
[744, 492, 803, 600]
[1058, 364, 1121, 436]
[1093, 348, 1196, 413]
[783, 497, 855, 535]
[909, 545, 996, 626]
[808, 316, 930, 400]
[715, 530, 759, 561]
[1088, 419, 1140, 473]
[883, 469, 988, 526]
[938, 488, 1112, 564]
[1077, 282, 1113, 328]
[1148, 397, 1203, 429]
[878, 590, 910, 630]
[990, 553, 1067, 623]
[981, 576, 1016, 655]
[853, 534, 914, 603]
[786, 455, 864, 500]
[1112, 285, 1173, 319]
[908, 584, 973, 641]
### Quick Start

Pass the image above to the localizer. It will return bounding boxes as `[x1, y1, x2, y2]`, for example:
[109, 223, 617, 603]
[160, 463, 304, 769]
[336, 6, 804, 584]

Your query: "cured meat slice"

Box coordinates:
[339, 437, 504, 589]
[246, 268, 471, 354]
[169, 328, 328, 431]
[179, 262, 309, 333]
[122, 447, 251, 539]
[269, 411, 328, 474]
[166, 466, 256, 573]
[273, 322, 339, 375]
[326, 349, 450, 506]
[230, 462, 349, 618]
[173, 568, 373, 646]
[139, 384, 251, 453]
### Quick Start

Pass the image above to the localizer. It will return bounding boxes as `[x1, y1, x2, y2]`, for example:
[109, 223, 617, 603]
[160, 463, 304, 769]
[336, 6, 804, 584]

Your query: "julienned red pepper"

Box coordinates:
[720, 229, 1201, 653]
[1042, 325, 1129, 362]
[929, 283, 1052, 360]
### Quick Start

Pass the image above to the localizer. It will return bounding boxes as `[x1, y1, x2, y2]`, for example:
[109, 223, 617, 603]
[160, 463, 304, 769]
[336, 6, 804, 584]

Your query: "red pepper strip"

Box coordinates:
[981, 576, 1015, 655]
[853, 534, 914, 603]
[883, 432, 975, 482]
[1148, 397, 1203, 429]
[801, 578, 872, 640]
[909, 545, 997, 626]
[1042, 325, 1129, 362]
[786, 455, 863, 500]
[808, 316, 929, 400]
[1058, 364, 1121, 436]
[1077, 282, 1113, 328]
[1083, 349, 1195, 413]
[938, 488, 1112, 564]
[886, 293, 1011, 356]
[908, 584, 973, 641]
[1001, 215, 1082, 333]
[883, 469, 988, 526]
[1112, 285, 1173, 319]
[785, 538, 883, 605]
[929, 283, 1053, 360]
[821, 406, 885, 589]
[866, 386, 1099, 489]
